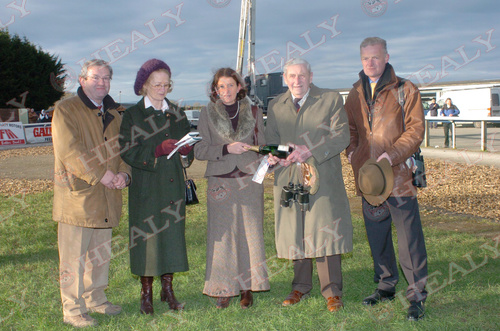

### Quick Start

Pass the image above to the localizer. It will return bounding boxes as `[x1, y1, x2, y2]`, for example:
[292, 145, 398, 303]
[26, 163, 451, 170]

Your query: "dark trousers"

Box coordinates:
[292, 254, 342, 299]
[443, 122, 452, 147]
[362, 197, 428, 302]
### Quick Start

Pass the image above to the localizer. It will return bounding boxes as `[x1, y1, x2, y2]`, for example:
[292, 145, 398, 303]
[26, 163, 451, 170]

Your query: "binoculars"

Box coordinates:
[280, 182, 310, 212]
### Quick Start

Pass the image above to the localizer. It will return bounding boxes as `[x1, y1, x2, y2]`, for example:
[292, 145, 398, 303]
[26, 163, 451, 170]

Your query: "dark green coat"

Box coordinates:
[119, 98, 192, 276]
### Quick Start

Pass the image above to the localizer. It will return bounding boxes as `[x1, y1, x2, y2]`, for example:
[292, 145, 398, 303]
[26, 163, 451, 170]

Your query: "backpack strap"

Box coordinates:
[251, 104, 259, 144]
[398, 78, 407, 131]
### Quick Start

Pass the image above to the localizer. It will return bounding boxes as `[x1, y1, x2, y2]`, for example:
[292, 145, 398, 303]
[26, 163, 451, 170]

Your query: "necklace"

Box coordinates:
[228, 101, 239, 120]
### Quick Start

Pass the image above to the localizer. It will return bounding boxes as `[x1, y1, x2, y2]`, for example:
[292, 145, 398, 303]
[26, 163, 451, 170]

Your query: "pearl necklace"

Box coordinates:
[228, 101, 239, 120]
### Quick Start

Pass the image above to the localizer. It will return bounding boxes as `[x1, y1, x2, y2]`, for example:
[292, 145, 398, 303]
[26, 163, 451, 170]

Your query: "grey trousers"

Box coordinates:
[362, 196, 428, 302]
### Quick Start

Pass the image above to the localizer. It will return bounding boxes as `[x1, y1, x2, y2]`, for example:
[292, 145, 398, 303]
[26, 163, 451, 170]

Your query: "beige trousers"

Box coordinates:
[292, 254, 343, 299]
[58, 222, 112, 316]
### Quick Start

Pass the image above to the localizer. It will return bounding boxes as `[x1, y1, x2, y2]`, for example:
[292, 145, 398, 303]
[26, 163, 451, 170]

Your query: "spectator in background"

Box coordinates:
[52, 59, 131, 328]
[440, 98, 460, 148]
[428, 98, 439, 128]
[37, 108, 53, 122]
[28, 108, 38, 123]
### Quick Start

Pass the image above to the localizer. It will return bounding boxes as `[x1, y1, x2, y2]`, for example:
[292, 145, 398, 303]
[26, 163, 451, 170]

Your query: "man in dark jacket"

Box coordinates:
[52, 59, 131, 328]
[428, 98, 439, 128]
[344, 37, 428, 321]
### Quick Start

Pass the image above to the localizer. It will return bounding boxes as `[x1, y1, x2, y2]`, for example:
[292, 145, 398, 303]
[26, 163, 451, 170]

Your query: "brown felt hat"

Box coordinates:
[301, 158, 319, 195]
[358, 158, 394, 206]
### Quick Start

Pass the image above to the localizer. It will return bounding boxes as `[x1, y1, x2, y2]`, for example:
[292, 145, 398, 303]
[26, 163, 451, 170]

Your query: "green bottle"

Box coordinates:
[246, 144, 293, 159]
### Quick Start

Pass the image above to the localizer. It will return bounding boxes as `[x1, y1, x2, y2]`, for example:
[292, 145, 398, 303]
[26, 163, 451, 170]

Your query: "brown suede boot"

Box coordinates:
[140, 276, 154, 315]
[160, 273, 184, 310]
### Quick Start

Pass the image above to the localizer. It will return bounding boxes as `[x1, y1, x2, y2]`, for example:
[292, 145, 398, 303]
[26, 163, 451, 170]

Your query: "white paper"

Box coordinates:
[167, 132, 202, 159]
[252, 155, 270, 184]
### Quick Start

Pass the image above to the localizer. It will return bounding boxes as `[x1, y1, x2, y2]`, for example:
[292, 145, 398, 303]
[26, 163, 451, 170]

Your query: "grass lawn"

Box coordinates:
[0, 179, 499, 330]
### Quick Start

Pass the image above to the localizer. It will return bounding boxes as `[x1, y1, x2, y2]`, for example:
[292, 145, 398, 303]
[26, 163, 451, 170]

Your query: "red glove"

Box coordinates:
[178, 144, 193, 155]
[155, 139, 178, 157]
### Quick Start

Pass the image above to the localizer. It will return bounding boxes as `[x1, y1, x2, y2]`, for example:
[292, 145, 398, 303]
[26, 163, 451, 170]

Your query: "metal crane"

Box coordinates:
[236, 0, 262, 106]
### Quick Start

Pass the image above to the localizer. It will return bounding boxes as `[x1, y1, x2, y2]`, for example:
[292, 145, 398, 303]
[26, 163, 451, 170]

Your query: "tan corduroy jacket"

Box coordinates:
[52, 88, 130, 228]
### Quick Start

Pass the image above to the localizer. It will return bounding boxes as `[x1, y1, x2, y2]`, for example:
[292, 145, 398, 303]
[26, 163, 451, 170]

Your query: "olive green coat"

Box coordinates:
[265, 84, 353, 259]
[119, 98, 192, 276]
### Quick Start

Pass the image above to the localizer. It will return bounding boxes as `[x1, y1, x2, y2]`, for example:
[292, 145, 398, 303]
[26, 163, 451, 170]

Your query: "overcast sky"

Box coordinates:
[2, 0, 500, 106]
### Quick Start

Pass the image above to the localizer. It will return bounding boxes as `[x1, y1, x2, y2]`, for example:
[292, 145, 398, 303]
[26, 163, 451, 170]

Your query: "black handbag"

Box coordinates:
[411, 148, 427, 188]
[398, 80, 427, 188]
[183, 168, 199, 205]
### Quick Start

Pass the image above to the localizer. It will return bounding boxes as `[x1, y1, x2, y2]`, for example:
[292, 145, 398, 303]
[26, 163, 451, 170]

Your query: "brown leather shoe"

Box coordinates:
[327, 296, 344, 312]
[282, 290, 305, 306]
[216, 297, 231, 309]
[240, 290, 253, 309]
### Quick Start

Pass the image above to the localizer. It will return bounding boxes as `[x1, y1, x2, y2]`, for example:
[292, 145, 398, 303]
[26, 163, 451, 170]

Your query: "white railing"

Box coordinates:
[424, 116, 500, 151]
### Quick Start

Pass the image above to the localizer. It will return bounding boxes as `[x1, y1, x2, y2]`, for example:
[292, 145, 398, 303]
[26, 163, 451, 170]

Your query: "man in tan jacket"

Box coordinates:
[52, 59, 130, 328]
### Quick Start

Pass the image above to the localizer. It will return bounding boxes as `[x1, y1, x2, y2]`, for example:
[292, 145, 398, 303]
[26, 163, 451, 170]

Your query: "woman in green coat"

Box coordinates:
[119, 59, 193, 315]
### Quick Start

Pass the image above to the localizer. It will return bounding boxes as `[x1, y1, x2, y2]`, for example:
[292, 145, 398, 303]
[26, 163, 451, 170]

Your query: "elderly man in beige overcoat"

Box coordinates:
[265, 58, 352, 312]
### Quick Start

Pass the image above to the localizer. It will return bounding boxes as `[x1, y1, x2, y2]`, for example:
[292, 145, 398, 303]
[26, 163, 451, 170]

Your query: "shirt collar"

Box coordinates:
[90, 100, 103, 112]
[145, 96, 169, 112]
[291, 88, 310, 107]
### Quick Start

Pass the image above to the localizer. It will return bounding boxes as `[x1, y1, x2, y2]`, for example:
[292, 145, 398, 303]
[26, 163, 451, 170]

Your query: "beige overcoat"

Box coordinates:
[265, 84, 353, 259]
[52, 88, 130, 228]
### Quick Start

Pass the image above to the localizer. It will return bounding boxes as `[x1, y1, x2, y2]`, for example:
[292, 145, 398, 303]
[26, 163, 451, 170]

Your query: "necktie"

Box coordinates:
[370, 82, 377, 98]
[294, 98, 302, 111]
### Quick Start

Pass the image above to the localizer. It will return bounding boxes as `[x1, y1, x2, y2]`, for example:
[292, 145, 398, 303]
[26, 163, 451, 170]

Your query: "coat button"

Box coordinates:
[143, 161, 147, 165]
[165, 133, 169, 137]
[104, 137, 107, 141]
[170, 200, 174, 204]
[105, 218, 108, 222]
[170, 178, 174, 182]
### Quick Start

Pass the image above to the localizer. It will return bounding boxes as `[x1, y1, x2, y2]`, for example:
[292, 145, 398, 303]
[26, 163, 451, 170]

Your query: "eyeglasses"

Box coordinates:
[150, 83, 171, 90]
[87, 75, 111, 82]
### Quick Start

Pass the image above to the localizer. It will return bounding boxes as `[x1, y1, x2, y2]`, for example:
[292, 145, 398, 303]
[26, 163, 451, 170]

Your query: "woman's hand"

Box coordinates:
[227, 142, 251, 155]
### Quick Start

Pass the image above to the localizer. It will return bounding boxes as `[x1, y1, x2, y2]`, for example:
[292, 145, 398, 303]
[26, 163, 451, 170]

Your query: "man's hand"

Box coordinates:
[113, 172, 128, 190]
[286, 144, 312, 163]
[100, 170, 116, 189]
[376, 152, 393, 165]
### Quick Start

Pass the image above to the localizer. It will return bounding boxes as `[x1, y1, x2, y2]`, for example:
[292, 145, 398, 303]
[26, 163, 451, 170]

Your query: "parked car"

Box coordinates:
[185, 110, 200, 129]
